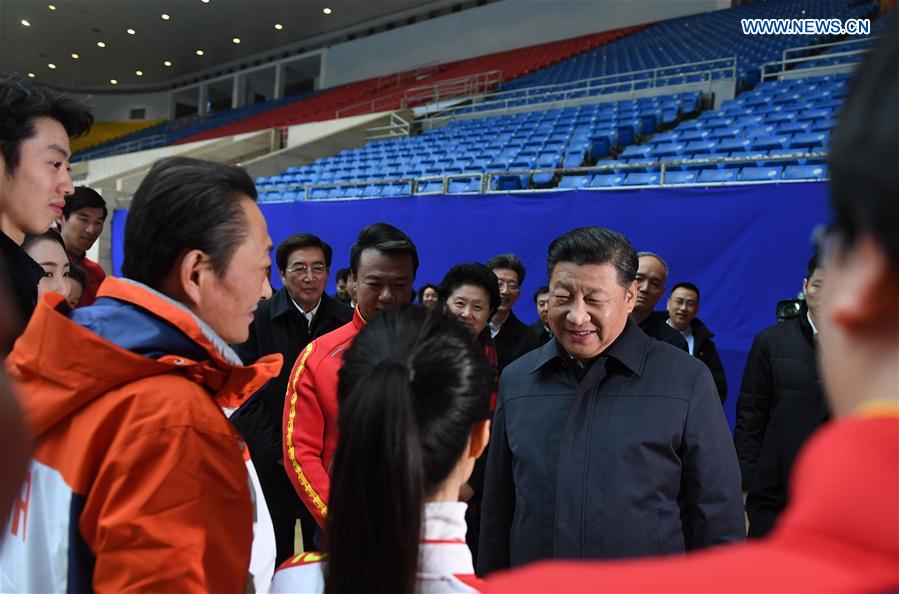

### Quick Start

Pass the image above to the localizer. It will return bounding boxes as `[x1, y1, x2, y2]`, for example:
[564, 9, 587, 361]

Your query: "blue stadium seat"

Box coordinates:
[783, 165, 828, 180]
[697, 168, 738, 183]
[622, 172, 660, 186]
[663, 170, 697, 185]
[559, 175, 592, 189]
[591, 174, 625, 188]
[739, 166, 783, 182]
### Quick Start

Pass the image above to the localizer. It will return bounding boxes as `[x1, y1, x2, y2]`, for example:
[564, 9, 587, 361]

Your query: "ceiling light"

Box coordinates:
[232, 37, 241, 44]
[48, 5, 56, 10]
[110, 79, 118, 85]
[126, 28, 135, 35]
[161, 13, 170, 20]
[136, 70, 143, 76]
[163, 60, 172, 67]
[201, 0, 210, 3]
[274, 23, 283, 30]
[21, 19, 31, 27]
[196, 49, 204, 56]
[97, 41, 106, 48]
[48, 63, 56, 69]
[71, 53, 79, 59]
[27, 72, 36, 78]
[323, 7, 332, 14]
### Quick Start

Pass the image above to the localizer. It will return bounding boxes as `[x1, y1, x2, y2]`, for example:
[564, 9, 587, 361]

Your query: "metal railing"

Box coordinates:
[424, 57, 737, 123]
[335, 70, 504, 118]
[257, 151, 828, 201]
[373, 62, 442, 92]
[763, 36, 878, 81]
[781, 36, 876, 63]
[365, 112, 413, 140]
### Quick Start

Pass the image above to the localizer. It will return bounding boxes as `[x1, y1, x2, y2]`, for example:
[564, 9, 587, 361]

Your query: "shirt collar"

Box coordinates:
[291, 295, 322, 318]
[806, 310, 818, 335]
[531, 318, 647, 376]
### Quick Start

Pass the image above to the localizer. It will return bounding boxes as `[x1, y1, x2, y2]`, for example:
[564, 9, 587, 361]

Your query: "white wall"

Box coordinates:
[80, 91, 172, 121]
[320, 0, 731, 88]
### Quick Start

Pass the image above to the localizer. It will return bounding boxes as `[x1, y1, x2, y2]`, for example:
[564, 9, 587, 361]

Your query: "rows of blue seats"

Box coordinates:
[796, 13, 892, 70]
[500, 0, 873, 96]
[557, 164, 827, 188]
[255, 92, 700, 194]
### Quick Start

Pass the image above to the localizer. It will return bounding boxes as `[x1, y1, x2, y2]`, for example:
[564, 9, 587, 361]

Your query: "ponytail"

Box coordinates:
[324, 360, 424, 594]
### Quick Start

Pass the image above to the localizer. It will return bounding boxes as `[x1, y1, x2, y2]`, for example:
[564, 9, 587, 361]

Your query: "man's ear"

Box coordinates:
[625, 280, 637, 312]
[469, 419, 491, 460]
[829, 236, 899, 330]
[178, 249, 211, 307]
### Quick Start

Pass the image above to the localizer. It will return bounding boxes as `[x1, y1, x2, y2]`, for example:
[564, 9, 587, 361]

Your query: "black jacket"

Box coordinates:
[745, 387, 829, 538]
[1, 231, 44, 345]
[493, 311, 539, 372]
[529, 320, 553, 348]
[734, 304, 820, 490]
[652, 313, 727, 403]
[478, 319, 744, 575]
[639, 312, 688, 351]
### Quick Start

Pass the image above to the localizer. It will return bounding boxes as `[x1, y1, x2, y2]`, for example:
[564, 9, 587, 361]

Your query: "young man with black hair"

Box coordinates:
[479, 227, 743, 575]
[734, 253, 824, 491]
[0, 76, 92, 324]
[283, 223, 418, 529]
[1, 156, 281, 593]
[59, 186, 108, 306]
[334, 267, 351, 304]
[484, 18, 899, 594]
[232, 233, 352, 564]
[529, 285, 553, 347]
[665, 282, 727, 402]
[486, 253, 537, 371]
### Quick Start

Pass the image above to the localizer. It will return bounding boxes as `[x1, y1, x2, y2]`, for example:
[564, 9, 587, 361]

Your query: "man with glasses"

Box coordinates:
[232, 233, 352, 565]
[487, 254, 538, 371]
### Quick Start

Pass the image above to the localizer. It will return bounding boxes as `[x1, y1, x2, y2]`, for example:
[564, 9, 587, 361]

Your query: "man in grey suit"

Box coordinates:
[478, 226, 744, 575]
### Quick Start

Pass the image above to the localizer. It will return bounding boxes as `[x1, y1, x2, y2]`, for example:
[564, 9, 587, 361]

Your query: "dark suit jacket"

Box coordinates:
[746, 388, 829, 538]
[478, 320, 744, 575]
[650, 312, 727, 403]
[494, 311, 540, 372]
[639, 312, 688, 351]
[529, 320, 553, 348]
[231, 290, 352, 499]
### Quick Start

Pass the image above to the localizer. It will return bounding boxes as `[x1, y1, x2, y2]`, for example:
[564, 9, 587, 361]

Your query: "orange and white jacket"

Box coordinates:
[0, 278, 281, 594]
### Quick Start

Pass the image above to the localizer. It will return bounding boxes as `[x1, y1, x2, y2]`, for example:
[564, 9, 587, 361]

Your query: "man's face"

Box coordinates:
[802, 267, 825, 322]
[24, 238, 70, 301]
[421, 287, 440, 309]
[548, 262, 636, 362]
[446, 284, 491, 337]
[0, 117, 74, 243]
[492, 267, 521, 316]
[666, 286, 699, 331]
[535, 291, 550, 325]
[196, 199, 273, 344]
[60, 206, 106, 255]
[354, 248, 415, 319]
[634, 255, 667, 317]
[335, 278, 348, 301]
[279, 246, 328, 311]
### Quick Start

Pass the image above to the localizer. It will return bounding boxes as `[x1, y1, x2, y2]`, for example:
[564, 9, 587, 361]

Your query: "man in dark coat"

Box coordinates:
[529, 285, 553, 347]
[486, 254, 541, 371]
[630, 251, 688, 351]
[478, 227, 744, 576]
[232, 233, 352, 564]
[734, 255, 823, 490]
[664, 282, 728, 402]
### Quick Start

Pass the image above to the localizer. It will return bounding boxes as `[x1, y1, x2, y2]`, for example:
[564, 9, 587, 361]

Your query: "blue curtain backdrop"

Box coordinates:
[112, 183, 831, 428]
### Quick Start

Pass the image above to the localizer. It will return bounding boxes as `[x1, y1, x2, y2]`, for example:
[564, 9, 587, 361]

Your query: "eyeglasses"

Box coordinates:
[497, 281, 520, 292]
[286, 263, 327, 276]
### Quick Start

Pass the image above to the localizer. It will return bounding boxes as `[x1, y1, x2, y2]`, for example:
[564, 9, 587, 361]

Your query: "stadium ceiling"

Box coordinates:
[0, 0, 489, 92]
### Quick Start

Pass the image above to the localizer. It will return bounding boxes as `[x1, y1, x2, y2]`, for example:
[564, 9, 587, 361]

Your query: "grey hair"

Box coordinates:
[637, 251, 669, 276]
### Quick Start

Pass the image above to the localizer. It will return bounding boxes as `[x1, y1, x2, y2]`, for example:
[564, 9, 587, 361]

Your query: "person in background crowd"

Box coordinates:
[630, 252, 688, 351]
[22, 230, 71, 302]
[232, 233, 352, 565]
[334, 267, 351, 305]
[283, 223, 418, 530]
[0, 275, 29, 530]
[0, 157, 281, 593]
[346, 269, 358, 308]
[66, 264, 86, 308]
[0, 76, 92, 325]
[58, 186, 107, 306]
[479, 227, 743, 576]
[481, 22, 899, 592]
[417, 283, 440, 309]
[270, 307, 493, 594]
[486, 253, 537, 371]
[529, 285, 553, 347]
[665, 282, 728, 402]
[734, 253, 824, 491]
[438, 262, 502, 567]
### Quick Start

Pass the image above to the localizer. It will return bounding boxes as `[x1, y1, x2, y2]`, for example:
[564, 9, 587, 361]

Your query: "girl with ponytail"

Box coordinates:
[270, 305, 494, 594]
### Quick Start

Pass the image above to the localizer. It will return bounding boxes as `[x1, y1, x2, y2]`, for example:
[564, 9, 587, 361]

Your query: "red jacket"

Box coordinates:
[283, 307, 366, 527]
[483, 412, 899, 593]
[67, 251, 105, 307]
[1, 278, 281, 593]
